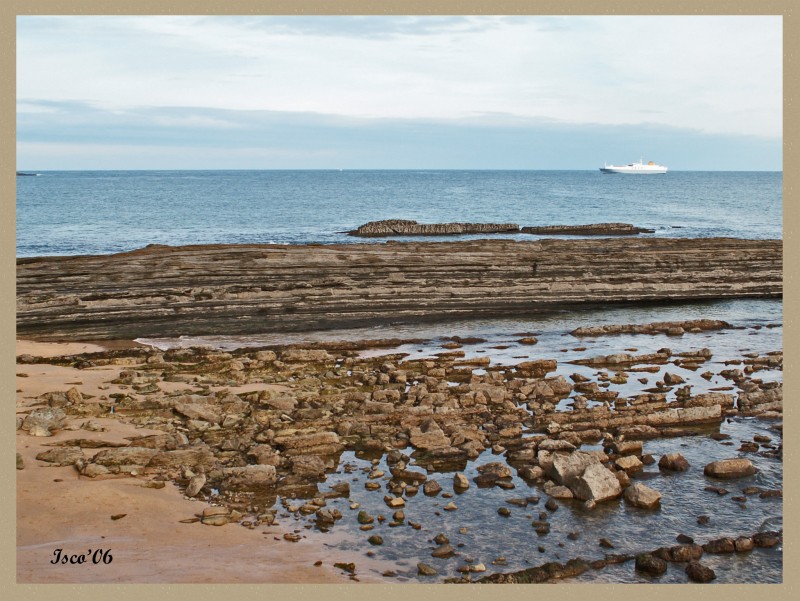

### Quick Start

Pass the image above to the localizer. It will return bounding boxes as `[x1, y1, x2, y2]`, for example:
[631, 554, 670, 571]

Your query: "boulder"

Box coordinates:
[623, 482, 662, 509]
[658, 452, 690, 472]
[36, 447, 84, 466]
[174, 403, 222, 424]
[703, 458, 757, 479]
[146, 447, 216, 471]
[22, 407, 66, 435]
[185, 473, 207, 497]
[516, 360, 558, 378]
[476, 462, 512, 479]
[291, 455, 327, 478]
[423, 480, 442, 496]
[573, 463, 622, 502]
[281, 349, 333, 363]
[390, 466, 428, 483]
[91, 447, 159, 471]
[409, 419, 451, 451]
[635, 553, 667, 576]
[685, 561, 716, 583]
[615, 455, 644, 474]
[550, 451, 598, 487]
[609, 440, 643, 456]
[220, 465, 277, 490]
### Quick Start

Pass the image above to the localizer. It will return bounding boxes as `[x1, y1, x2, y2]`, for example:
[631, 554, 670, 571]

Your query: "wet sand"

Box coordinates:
[15, 340, 381, 584]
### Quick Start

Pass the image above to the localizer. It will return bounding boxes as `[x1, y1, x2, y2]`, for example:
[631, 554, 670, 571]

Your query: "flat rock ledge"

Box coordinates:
[350, 220, 519, 237]
[17, 237, 781, 340]
[521, 223, 654, 236]
[349, 220, 653, 237]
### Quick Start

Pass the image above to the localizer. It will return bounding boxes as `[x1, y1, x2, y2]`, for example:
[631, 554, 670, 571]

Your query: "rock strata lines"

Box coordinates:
[16, 237, 782, 340]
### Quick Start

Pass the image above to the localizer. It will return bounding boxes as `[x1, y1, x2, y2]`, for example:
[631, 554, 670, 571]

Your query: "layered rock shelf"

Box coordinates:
[17, 237, 781, 341]
[521, 223, 654, 236]
[349, 220, 519, 237]
[349, 220, 654, 237]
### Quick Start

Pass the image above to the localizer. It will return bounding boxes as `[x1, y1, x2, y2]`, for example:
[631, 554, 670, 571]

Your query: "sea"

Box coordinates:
[16, 170, 783, 583]
[15, 170, 781, 257]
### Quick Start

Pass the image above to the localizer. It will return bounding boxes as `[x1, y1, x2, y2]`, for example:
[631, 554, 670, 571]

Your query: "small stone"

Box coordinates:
[676, 534, 694, 544]
[417, 562, 438, 576]
[443, 501, 458, 511]
[498, 507, 511, 517]
[201, 507, 230, 526]
[423, 479, 442, 496]
[431, 544, 455, 558]
[599, 538, 615, 548]
[454, 473, 470, 491]
[545, 498, 558, 511]
[357, 511, 374, 524]
[368, 535, 384, 546]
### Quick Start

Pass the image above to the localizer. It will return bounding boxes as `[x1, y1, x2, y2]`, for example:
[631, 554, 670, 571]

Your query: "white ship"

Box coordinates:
[600, 159, 668, 174]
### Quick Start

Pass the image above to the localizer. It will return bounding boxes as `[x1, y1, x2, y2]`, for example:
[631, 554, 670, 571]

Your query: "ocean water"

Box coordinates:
[17, 170, 783, 582]
[15, 170, 782, 257]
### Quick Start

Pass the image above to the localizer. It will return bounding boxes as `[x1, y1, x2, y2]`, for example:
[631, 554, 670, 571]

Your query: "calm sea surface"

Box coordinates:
[16, 170, 783, 582]
[16, 170, 781, 257]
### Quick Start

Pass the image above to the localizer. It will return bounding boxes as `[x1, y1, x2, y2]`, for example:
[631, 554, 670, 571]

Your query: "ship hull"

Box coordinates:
[600, 166, 668, 174]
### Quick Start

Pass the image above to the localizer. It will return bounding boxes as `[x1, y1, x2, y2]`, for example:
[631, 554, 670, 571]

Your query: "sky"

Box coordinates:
[16, 15, 782, 170]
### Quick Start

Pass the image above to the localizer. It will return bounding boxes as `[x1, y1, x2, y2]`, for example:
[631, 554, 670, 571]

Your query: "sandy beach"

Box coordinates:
[15, 340, 388, 584]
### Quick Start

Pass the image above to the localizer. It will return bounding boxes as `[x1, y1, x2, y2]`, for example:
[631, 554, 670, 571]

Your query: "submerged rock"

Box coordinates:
[686, 561, 716, 583]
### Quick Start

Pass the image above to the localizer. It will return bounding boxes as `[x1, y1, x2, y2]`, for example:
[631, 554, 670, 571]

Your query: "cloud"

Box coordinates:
[16, 100, 781, 170]
[17, 15, 782, 138]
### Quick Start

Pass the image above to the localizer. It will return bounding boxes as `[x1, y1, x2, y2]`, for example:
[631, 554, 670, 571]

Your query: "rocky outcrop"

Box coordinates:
[351, 220, 655, 237]
[571, 320, 730, 337]
[521, 223, 654, 236]
[16, 238, 782, 340]
[350, 220, 519, 237]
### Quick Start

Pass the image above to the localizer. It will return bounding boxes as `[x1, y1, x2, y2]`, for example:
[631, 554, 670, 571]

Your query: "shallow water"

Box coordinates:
[172, 297, 782, 584]
[277, 417, 781, 583]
